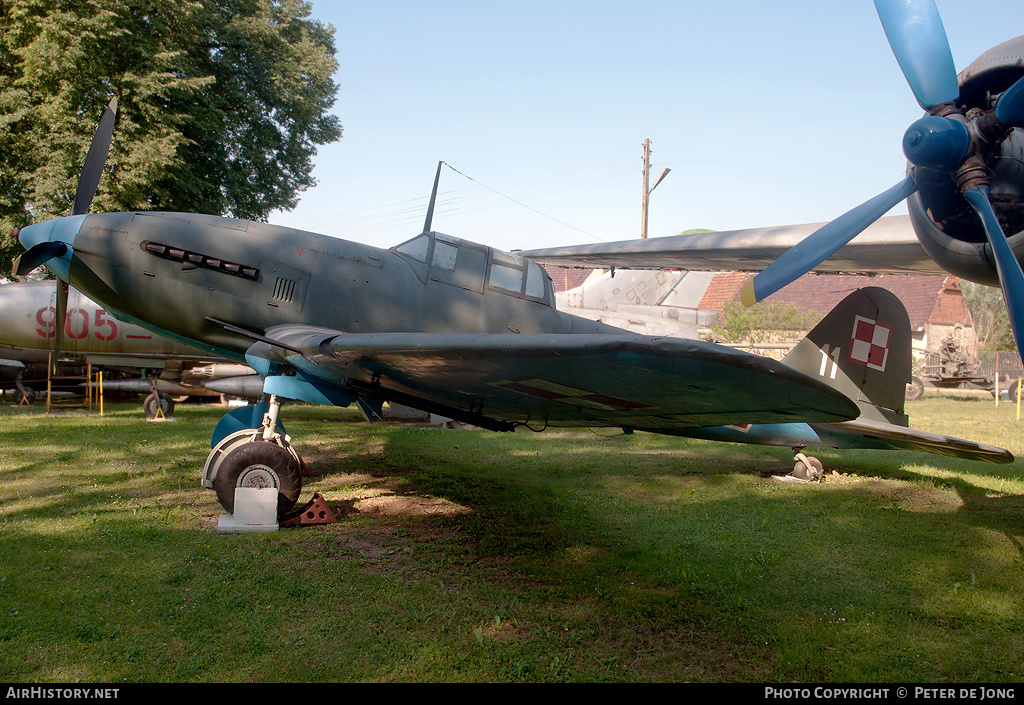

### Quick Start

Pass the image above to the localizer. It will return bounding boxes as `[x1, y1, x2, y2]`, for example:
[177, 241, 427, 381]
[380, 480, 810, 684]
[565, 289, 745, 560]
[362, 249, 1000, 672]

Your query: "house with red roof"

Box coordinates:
[701, 272, 976, 353]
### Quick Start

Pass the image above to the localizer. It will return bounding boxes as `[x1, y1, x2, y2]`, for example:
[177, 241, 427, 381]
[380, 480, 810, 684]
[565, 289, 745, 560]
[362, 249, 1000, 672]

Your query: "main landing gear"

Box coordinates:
[202, 394, 304, 515]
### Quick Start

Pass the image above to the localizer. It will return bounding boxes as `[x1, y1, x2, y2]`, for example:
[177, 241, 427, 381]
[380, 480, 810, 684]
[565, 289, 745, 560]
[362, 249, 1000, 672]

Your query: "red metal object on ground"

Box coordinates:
[280, 493, 338, 527]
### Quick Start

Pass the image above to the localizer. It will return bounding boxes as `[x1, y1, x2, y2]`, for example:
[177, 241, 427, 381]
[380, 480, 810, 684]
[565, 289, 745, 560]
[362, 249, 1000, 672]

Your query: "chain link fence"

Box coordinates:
[977, 351, 1024, 383]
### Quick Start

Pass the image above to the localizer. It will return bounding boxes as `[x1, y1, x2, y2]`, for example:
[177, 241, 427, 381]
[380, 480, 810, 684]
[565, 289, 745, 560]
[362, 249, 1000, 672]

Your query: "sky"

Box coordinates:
[268, 1, 1024, 254]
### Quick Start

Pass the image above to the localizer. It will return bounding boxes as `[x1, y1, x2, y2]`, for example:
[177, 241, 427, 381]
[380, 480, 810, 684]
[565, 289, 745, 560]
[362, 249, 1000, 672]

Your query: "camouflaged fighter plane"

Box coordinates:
[10, 0, 1017, 515]
[12, 148, 1013, 514]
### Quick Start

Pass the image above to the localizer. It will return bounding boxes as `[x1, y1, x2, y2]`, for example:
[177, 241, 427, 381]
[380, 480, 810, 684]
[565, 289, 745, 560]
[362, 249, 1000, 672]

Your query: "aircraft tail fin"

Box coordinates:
[782, 287, 911, 425]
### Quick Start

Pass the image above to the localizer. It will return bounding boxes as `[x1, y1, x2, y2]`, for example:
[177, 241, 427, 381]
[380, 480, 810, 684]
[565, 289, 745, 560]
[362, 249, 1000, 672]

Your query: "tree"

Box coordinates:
[0, 0, 341, 276]
[961, 280, 1015, 351]
[711, 299, 823, 346]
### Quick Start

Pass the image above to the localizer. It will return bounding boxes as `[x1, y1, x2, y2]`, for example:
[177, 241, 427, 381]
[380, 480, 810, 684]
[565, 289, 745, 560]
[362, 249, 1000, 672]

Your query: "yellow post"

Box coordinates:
[98, 371, 104, 417]
[46, 353, 52, 413]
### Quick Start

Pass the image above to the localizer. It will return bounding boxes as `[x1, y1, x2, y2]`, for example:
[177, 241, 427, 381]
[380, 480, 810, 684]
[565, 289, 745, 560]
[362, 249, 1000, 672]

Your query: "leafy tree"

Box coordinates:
[961, 280, 1015, 351]
[0, 0, 341, 276]
[711, 299, 823, 345]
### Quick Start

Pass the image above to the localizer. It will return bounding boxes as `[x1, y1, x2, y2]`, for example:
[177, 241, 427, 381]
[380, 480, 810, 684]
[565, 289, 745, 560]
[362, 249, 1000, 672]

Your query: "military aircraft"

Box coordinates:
[0, 280, 259, 415]
[523, 0, 1024, 359]
[10, 0, 1016, 516]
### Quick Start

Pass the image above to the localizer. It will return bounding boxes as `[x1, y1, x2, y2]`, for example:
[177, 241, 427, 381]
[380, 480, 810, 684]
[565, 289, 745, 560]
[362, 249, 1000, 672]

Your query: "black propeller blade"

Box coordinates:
[53, 280, 68, 371]
[13, 241, 68, 277]
[72, 97, 118, 217]
[14, 97, 118, 363]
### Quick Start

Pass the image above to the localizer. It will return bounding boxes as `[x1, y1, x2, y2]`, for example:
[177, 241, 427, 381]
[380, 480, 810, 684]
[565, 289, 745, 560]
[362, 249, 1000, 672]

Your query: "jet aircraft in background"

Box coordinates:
[10, 0, 1019, 516]
[0, 281, 258, 415]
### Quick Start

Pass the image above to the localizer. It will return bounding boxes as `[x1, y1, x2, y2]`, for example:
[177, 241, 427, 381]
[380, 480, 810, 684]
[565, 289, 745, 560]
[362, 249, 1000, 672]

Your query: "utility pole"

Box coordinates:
[640, 138, 670, 239]
[641, 139, 652, 239]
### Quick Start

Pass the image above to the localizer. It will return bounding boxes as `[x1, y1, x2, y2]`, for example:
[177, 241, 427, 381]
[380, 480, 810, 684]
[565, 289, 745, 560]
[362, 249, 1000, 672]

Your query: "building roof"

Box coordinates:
[697, 272, 748, 313]
[544, 265, 594, 293]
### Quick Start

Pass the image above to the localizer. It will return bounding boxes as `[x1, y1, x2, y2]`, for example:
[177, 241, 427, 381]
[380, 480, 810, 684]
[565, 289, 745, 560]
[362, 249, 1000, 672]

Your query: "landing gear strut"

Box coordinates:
[14, 374, 35, 406]
[143, 374, 174, 418]
[202, 394, 303, 515]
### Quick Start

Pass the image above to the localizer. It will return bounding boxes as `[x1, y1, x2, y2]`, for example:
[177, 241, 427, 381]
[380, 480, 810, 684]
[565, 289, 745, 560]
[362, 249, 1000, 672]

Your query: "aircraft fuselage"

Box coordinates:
[24, 211, 621, 360]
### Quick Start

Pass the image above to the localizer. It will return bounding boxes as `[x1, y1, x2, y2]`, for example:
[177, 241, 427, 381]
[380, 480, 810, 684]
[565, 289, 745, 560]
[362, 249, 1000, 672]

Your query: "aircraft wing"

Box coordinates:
[812, 418, 1013, 464]
[519, 215, 944, 274]
[252, 326, 860, 431]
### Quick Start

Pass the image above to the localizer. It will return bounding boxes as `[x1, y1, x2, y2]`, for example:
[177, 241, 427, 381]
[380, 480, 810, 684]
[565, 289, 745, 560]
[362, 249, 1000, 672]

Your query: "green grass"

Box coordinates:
[0, 394, 1023, 682]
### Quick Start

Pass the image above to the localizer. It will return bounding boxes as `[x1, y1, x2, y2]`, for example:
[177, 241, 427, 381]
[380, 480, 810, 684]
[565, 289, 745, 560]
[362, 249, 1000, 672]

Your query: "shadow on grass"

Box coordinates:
[2, 402, 1022, 681]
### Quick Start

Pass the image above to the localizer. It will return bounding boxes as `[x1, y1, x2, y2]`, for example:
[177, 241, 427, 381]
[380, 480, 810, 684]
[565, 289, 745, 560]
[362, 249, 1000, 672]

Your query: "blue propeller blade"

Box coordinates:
[742, 172, 918, 306]
[994, 75, 1024, 128]
[963, 187, 1024, 359]
[874, 0, 959, 109]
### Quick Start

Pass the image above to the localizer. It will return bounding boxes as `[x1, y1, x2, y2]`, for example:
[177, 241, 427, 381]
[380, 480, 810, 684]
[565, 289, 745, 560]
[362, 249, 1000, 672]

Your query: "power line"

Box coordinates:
[441, 162, 608, 242]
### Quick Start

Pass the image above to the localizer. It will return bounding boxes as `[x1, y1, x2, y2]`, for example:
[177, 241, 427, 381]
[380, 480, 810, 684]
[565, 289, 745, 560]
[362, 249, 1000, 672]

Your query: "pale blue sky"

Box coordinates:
[269, 1, 1023, 253]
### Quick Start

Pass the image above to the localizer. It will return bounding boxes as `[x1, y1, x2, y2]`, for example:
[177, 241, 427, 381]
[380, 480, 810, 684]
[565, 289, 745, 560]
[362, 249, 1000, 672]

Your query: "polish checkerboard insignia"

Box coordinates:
[848, 315, 891, 372]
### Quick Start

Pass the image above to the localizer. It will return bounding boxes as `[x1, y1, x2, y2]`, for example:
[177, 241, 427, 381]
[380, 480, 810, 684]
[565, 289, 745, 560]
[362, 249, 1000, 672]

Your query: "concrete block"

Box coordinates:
[217, 487, 279, 533]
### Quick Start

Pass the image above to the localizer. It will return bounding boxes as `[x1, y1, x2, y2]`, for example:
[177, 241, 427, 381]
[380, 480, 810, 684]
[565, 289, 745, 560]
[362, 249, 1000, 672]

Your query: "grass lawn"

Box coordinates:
[0, 392, 1022, 682]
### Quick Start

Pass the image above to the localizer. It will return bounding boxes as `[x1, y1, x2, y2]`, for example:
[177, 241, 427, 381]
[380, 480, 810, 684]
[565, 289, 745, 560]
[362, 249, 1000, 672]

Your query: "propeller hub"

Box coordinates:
[902, 115, 970, 172]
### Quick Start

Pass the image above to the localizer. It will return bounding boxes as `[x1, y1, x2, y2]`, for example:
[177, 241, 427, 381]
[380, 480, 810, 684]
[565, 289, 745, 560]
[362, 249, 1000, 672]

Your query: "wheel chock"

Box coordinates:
[281, 493, 339, 527]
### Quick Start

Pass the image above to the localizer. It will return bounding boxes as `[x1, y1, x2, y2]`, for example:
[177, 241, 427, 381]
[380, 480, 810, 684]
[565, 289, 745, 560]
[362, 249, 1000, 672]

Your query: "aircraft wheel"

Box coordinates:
[1009, 378, 1024, 404]
[213, 440, 302, 516]
[143, 392, 175, 418]
[792, 453, 824, 482]
[905, 376, 924, 401]
[14, 387, 36, 405]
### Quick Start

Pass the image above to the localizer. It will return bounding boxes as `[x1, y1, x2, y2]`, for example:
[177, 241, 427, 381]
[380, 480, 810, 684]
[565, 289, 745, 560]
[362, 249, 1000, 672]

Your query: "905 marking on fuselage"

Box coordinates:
[35, 306, 118, 341]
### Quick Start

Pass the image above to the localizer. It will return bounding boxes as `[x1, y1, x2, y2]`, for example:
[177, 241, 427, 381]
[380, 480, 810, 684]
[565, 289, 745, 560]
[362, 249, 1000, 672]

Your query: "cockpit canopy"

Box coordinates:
[392, 232, 555, 306]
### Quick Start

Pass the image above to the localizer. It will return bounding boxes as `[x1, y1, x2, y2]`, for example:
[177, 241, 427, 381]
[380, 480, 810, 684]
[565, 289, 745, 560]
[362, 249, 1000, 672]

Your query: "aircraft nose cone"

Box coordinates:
[14, 215, 87, 281]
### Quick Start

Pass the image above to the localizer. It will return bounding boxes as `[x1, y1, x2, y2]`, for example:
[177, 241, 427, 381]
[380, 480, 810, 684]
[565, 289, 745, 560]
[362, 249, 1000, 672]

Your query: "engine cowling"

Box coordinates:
[908, 36, 1024, 287]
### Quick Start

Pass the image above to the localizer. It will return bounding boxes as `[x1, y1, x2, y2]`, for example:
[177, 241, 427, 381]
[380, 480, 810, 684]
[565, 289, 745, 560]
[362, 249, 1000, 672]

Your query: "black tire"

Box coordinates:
[1008, 378, 1024, 404]
[14, 387, 35, 405]
[143, 392, 175, 418]
[905, 376, 924, 401]
[213, 441, 302, 515]
[792, 455, 824, 482]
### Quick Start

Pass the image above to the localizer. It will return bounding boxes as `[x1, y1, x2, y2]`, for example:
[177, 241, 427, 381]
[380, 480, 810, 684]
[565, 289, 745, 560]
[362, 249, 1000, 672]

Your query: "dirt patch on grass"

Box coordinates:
[356, 493, 470, 517]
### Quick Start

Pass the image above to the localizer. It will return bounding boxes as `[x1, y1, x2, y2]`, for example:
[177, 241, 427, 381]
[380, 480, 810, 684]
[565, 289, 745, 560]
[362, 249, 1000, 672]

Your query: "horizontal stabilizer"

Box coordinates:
[813, 418, 1013, 464]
